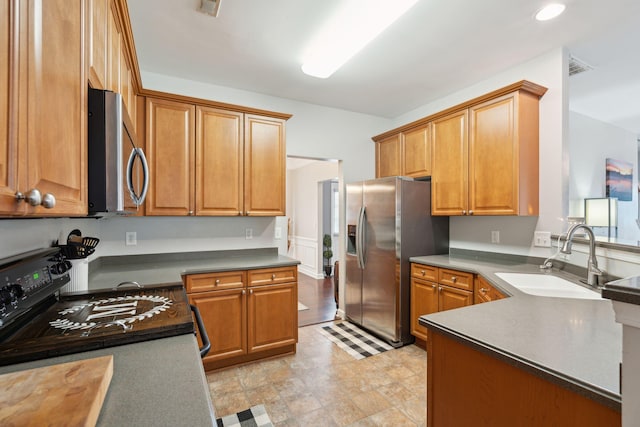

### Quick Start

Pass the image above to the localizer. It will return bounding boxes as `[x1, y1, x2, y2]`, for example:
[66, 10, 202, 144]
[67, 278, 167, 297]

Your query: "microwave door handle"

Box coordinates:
[126, 148, 150, 206]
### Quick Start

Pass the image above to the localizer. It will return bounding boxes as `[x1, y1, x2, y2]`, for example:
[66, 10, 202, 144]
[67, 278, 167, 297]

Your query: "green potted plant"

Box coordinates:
[322, 234, 333, 278]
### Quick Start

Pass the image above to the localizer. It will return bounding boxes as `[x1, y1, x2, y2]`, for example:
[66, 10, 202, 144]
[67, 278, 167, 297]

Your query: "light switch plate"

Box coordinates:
[125, 231, 137, 246]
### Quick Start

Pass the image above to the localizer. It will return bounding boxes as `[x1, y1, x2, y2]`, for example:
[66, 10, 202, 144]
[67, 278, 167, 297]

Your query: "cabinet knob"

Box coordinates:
[420, 270, 425, 276]
[451, 276, 457, 283]
[469, 210, 474, 215]
[41, 193, 56, 209]
[242, 289, 246, 295]
[188, 211, 194, 216]
[215, 279, 220, 285]
[250, 289, 253, 294]
[480, 288, 488, 293]
[431, 284, 436, 289]
[21, 189, 56, 209]
[462, 210, 466, 215]
[25, 189, 42, 206]
[271, 274, 276, 280]
[438, 286, 442, 292]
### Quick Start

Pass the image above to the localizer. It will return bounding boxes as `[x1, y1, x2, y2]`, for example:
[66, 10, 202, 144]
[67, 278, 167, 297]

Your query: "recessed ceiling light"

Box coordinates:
[301, 0, 419, 79]
[535, 3, 566, 21]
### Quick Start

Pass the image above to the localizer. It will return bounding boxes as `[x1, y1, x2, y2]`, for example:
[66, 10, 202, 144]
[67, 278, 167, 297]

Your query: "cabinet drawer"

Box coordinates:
[474, 276, 506, 304]
[411, 264, 438, 281]
[248, 266, 297, 287]
[438, 268, 473, 291]
[185, 271, 246, 293]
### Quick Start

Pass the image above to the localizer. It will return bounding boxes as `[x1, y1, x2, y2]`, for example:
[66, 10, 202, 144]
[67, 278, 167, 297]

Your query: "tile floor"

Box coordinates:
[206, 321, 427, 426]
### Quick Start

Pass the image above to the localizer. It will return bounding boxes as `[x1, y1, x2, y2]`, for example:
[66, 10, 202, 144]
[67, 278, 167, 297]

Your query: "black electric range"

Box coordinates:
[0, 248, 208, 366]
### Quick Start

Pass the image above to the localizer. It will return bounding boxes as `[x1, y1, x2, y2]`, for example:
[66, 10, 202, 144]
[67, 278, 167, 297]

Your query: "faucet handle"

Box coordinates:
[539, 260, 553, 270]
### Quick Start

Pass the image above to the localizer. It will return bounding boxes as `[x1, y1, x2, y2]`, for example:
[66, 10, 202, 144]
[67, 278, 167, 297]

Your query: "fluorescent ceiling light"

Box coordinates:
[301, 0, 419, 79]
[535, 3, 566, 21]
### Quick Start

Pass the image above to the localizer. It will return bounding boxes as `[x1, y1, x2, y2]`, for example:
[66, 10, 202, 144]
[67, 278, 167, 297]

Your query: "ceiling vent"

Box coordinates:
[199, 0, 222, 17]
[569, 56, 594, 77]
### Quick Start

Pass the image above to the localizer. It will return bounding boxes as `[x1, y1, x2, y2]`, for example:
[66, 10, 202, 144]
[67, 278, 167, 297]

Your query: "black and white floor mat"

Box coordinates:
[216, 404, 273, 427]
[319, 321, 394, 360]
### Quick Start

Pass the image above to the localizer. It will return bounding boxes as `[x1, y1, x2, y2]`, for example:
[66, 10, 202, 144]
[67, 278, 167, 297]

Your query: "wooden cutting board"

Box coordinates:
[0, 355, 113, 427]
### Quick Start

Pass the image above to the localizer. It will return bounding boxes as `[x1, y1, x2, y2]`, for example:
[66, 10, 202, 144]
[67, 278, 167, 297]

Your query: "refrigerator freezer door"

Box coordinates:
[361, 178, 399, 343]
[345, 183, 363, 325]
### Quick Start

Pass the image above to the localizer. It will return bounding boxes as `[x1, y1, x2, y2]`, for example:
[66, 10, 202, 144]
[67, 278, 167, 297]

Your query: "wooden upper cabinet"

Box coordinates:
[375, 134, 402, 178]
[469, 91, 539, 216]
[403, 124, 431, 178]
[431, 110, 469, 216]
[0, 0, 20, 215]
[145, 97, 195, 216]
[23, 0, 87, 216]
[87, 0, 108, 89]
[196, 107, 244, 216]
[106, 0, 120, 93]
[244, 115, 286, 216]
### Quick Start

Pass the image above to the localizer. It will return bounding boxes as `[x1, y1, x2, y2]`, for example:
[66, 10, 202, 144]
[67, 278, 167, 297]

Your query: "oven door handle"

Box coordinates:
[190, 304, 210, 358]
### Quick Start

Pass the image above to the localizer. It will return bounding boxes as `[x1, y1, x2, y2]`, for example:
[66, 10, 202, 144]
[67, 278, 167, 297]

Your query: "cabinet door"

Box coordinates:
[411, 278, 438, 341]
[403, 125, 431, 178]
[145, 97, 195, 216]
[195, 106, 244, 215]
[431, 110, 468, 216]
[244, 115, 285, 216]
[106, 0, 120, 93]
[87, 0, 107, 89]
[189, 289, 247, 363]
[469, 93, 518, 215]
[438, 285, 473, 311]
[375, 134, 402, 178]
[247, 283, 297, 353]
[0, 0, 21, 215]
[24, 0, 87, 216]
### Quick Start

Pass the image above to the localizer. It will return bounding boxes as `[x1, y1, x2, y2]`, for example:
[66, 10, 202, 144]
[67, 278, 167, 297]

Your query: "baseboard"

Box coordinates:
[298, 266, 324, 280]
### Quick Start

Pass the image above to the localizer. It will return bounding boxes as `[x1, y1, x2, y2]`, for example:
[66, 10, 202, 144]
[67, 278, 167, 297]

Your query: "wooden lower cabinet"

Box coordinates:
[427, 329, 620, 427]
[189, 288, 247, 363]
[411, 264, 474, 342]
[185, 266, 298, 371]
[248, 282, 297, 353]
[438, 285, 473, 311]
[410, 278, 438, 341]
[474, 275, 507, 304]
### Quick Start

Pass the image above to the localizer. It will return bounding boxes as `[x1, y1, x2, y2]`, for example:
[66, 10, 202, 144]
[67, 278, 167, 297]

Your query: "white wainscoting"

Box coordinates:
[291, 235, 323, 279]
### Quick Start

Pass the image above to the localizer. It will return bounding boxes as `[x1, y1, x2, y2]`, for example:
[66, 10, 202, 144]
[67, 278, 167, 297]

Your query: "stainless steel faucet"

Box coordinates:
[560, 224, 603, 287]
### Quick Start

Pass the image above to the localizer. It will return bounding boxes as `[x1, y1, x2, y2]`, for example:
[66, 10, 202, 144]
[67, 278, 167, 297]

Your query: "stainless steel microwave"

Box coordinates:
[87, 88, 149, 216]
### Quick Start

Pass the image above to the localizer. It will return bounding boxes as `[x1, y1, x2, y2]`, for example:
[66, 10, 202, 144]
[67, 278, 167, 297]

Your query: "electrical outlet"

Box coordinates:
[125, 231, 137, 246]
[491, 230, 500, 244]
[245, 228, 253, 240]
[274, 227, 282, 239]
[534, 231, 552, 247]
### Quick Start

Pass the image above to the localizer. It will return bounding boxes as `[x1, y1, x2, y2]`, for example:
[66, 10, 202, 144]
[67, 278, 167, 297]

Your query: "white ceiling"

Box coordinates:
[128, 0, 640, 133]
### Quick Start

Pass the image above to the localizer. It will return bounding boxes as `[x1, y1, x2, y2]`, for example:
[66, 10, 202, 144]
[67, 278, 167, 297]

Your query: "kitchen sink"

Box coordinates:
[494, 272, 603, 300]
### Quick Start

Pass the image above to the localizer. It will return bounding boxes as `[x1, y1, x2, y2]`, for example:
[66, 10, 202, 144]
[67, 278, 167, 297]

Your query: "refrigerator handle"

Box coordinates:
[356, 206, 364, 269]
[358, 206, 367, 268]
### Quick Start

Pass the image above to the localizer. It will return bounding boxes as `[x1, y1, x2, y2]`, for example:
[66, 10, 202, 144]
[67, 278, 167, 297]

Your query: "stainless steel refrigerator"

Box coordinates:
[345, 176, 449, 346]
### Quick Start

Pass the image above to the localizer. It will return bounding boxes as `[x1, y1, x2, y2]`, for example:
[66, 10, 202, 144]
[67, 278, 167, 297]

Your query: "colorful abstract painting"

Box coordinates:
[606, 158, 633, 201]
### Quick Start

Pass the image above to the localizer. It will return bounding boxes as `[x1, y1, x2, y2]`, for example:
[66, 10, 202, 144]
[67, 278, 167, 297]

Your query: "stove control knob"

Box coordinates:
[9, 284, 24, 299]
[0, 287, 13, 305]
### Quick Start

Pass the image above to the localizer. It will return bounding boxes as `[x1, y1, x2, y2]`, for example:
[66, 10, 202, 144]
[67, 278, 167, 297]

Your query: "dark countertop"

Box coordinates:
[88, 248, 300, 291]
[603, 276, 640, 306]
[0, 334, 216, 426]
[411, 253, 622, 410]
